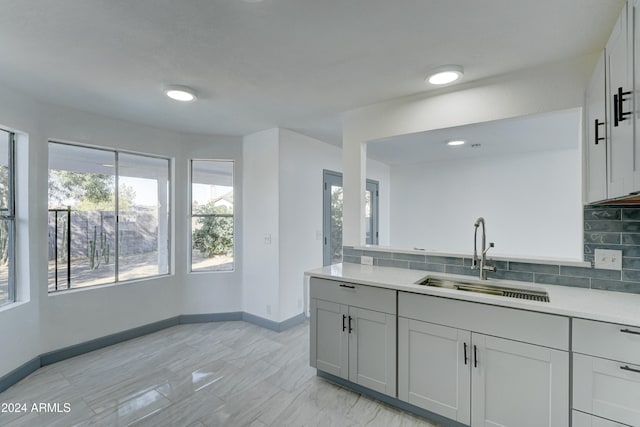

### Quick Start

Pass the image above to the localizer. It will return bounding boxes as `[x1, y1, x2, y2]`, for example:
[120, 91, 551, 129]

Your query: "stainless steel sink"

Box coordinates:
[417, 276, 550, 303]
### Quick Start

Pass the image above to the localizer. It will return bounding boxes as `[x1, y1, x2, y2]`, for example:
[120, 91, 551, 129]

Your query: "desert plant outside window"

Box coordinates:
[190, 160, 234, 272]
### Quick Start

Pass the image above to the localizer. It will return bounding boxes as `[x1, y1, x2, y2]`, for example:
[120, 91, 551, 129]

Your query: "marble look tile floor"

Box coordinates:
[0, 321, 439, 427]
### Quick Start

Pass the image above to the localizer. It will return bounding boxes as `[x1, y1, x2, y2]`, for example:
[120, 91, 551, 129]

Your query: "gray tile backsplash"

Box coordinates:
[342, 205, 640, 294]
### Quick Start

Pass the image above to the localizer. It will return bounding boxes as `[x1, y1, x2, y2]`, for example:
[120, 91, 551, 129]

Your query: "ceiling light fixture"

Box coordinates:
[427, 65, 464, 85]
[165, 85, 197, 102]
[447, 140, 466, 146]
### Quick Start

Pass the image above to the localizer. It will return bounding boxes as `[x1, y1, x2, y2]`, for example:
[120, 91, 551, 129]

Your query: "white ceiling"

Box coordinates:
[367, 108, 581, 164]
[0, 1, 624, 145]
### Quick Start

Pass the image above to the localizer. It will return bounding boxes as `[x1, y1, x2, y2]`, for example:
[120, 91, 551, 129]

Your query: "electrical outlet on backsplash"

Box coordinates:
[341, 205, 640, 295]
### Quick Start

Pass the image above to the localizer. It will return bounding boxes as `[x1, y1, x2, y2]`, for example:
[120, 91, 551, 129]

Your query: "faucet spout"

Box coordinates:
[471, 217, 495, 280]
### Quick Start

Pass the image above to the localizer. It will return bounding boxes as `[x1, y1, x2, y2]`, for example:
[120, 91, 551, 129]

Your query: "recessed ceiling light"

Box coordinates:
[427, 65, 464, 85]
[165, 85, 197, 102]
[447, 140, 466, 146]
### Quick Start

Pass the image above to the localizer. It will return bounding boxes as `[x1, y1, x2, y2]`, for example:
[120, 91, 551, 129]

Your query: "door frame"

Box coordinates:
[323, 170, 380, 265]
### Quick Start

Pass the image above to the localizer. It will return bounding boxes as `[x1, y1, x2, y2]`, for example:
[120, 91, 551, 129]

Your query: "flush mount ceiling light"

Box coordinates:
[165, 85, 197, 102]
[447, 140, 466, 146]
[426, 65, 464, 85]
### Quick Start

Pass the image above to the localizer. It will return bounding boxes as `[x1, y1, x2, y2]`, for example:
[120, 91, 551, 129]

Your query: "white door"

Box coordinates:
[312, 299, 349, 379]
[607, 3, 634, 198]
[471, 334, 569, 427]
[398, 317, 471, 424]
[348, 306, 396, 396]
[585, 52, 608, 203]
[573, 353, 640, 426]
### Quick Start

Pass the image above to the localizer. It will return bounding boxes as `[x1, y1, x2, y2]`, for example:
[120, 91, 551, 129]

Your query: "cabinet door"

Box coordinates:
[311, 299, 348, 379]
[607, 2, 634, 199]
[573, 410, 632, 427]
[348, 306, 396, 396]
[632, 0, 640, 191]
[573, 353, 640, 426]
[585, 52, 608, 203]
[471, 334, 569, 427]
[398, 318, 471, 424]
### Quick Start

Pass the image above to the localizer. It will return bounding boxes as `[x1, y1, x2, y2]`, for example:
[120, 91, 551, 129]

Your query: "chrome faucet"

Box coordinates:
[472, 217, 496, 280]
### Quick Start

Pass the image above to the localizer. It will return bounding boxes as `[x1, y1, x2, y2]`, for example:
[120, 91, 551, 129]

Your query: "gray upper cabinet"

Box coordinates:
[585, 1, 640, 203]
[585, 52, 608, 204]
[606, 2, 633, 199]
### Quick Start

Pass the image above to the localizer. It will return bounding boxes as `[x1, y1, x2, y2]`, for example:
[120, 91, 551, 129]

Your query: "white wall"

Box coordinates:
[0, 82, 243, 378]
[342, 55, 597, 247]
[242, 129, 281, 321]
[389, 149, 582, 259]
[278, 129, 390, 321]
[243, 128, 390, 322]
[0, 84, 43, 378]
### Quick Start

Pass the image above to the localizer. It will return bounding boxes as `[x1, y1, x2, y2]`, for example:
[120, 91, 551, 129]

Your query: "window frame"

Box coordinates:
[47, 140, 172, 292]
[0, 130, 15, 305]
[189, 159, 235, 273]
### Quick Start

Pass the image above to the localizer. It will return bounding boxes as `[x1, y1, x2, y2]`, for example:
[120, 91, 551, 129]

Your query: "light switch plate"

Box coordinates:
[361, 256, 374, 265]
[594, 248, 622, 270]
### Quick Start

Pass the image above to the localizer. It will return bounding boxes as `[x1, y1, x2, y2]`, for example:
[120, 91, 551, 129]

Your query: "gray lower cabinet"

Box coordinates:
[398, 292, 569, 427]
[312, 299, 348, 378]
[310, 278, 397, 397]
[573, 410, 633, 427]
[572, 319, 640, 426]
[471, 333, 569, 427]
[398, 317, 471, 424]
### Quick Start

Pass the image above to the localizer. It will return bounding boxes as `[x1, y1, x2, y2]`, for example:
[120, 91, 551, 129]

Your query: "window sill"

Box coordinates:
[0, 299, 30, 314]
[189, 268, 236, 275]
[48, 273, 174, 296]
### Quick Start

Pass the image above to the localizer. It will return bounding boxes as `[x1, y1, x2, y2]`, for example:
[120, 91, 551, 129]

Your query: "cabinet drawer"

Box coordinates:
[573, 410, 631, 427]
[310, 278, 396, 314]
[398, 292, 569, 350]
[573, 353, 640, 426]
[573, 319, 640, 365]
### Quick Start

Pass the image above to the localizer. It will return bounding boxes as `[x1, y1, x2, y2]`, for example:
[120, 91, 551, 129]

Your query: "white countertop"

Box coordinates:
[306, 263, 640, 328]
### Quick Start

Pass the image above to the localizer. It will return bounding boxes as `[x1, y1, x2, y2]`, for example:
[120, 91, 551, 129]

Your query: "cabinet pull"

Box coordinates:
[615, 86, 632, 127]
[348, 316, 353, 333]
[339, 283, 355, 289]
[620, 365, 640, 374]
[594, 119, 605, 145]
[463, 342, 468, 365]
[473, 345, 478, 368]
[620, 328, 640, 336]
[342, 315, 346, 332]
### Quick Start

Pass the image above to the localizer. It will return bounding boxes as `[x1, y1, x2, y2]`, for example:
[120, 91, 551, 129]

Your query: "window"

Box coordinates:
[190, 160, 234, 272]
[0, 130, 14, 306]
[48, 142, 170, 291]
